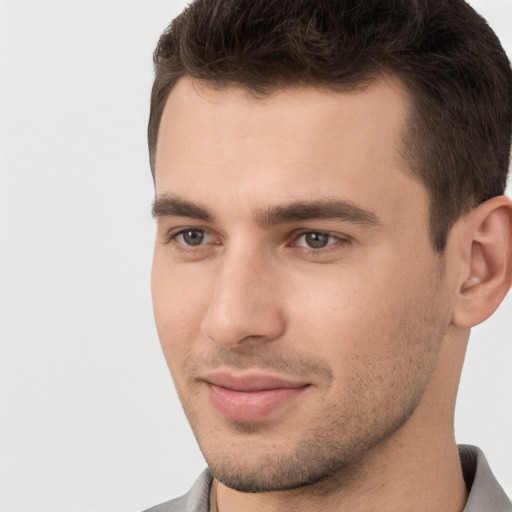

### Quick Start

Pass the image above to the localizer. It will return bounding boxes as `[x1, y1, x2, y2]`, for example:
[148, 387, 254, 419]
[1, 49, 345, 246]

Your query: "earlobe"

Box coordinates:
[452, 195, 512, 328]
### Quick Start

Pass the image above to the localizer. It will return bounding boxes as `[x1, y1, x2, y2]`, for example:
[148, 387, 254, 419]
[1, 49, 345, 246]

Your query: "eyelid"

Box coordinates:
[165, 226, 218, 246]
[291, 230, 350, 246]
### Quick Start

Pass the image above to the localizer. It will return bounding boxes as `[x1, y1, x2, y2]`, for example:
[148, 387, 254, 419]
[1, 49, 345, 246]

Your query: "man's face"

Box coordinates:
[152, 77, 452, 492]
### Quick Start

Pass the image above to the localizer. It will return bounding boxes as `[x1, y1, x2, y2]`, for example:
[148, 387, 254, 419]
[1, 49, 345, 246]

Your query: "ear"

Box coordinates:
[451, 195, 512, 328]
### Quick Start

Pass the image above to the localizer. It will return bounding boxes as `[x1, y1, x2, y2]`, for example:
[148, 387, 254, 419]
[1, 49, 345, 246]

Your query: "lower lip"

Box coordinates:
[207, 383, 308, 422]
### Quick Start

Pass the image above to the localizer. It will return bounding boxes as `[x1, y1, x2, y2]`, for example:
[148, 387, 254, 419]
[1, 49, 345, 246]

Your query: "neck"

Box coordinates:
[215, 435, 467, 512]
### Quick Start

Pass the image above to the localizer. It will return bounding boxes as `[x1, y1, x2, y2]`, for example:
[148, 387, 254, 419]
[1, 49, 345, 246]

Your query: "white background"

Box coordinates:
[0, 1, 510, 511]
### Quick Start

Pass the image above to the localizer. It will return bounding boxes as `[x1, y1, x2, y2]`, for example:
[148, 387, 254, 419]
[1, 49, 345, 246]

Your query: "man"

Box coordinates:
[145, 0, 512, 510]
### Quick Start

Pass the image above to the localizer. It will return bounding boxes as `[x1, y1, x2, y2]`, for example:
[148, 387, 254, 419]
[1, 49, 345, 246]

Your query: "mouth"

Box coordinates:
[203, 372, 310, 422]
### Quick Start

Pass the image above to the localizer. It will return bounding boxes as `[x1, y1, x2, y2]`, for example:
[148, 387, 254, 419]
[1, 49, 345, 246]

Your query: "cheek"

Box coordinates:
[290, 264, 395, 328]
[287, 256, 434, 361]
[151, 255, 212, 369]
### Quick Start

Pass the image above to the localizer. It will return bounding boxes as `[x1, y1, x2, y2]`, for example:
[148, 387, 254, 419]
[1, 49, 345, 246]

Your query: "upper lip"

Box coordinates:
[203, 372, 310, 391]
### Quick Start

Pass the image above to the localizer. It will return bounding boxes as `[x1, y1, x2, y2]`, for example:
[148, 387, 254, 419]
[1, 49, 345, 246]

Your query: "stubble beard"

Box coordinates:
[176, 276, 449, 494]
[194, 361, 434, 494]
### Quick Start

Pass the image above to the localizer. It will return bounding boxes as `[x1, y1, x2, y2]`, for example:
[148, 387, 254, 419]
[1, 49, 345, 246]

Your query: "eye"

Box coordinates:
[174, 229, 214, 246]
[294, 232, 342, 249]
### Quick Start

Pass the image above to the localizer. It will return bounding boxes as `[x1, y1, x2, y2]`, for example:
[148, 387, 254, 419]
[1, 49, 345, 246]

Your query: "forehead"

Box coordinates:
[154, 76, 426, 228]
[156, 76, 412, 172]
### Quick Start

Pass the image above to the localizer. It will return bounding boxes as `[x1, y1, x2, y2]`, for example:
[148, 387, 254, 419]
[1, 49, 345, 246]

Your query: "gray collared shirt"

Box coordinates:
[143, 445, 511, 512]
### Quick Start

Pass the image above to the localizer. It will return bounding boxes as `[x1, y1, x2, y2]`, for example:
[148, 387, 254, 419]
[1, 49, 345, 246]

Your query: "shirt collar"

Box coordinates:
[459, 445, 511, 511]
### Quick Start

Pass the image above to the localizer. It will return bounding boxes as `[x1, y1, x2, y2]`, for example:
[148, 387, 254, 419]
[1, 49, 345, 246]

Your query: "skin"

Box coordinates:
[151, 76, 510, 511]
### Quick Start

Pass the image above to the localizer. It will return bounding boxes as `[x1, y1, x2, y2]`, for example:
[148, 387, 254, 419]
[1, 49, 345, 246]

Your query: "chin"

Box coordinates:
[200, 430, 363, 494]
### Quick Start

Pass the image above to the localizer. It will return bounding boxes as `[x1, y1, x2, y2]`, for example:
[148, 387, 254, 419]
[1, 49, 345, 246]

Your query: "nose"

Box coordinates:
[200, 249, 286, 348]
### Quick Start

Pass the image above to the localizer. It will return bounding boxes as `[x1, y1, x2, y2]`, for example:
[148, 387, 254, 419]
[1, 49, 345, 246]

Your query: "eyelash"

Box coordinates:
[165, 228, 215, 251]
[292, 231, 350, 252]
[165, 227, 351, 255]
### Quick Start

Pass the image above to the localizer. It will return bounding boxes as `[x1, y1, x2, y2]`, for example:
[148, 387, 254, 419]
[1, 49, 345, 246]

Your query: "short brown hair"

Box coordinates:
[148, 0, 512, 251]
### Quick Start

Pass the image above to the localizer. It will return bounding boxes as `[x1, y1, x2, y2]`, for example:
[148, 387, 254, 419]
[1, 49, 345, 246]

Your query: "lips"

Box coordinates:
[204, 372, 309, 422]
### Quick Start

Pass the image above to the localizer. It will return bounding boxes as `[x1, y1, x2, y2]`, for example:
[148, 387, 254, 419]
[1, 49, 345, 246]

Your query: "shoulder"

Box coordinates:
[142, 469, 213, 512]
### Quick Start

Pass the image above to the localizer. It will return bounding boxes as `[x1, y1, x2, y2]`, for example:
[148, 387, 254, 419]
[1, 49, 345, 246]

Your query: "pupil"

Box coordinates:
[183, 230, 204, 246]
[305, 232, 329, 249]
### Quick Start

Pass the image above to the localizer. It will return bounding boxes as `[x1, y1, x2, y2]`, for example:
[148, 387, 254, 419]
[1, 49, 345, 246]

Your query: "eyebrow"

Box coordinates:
[152, 194, 382, 228]
[256, 199, 382, 228]
[152, 194, 213, 222]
